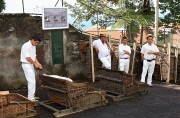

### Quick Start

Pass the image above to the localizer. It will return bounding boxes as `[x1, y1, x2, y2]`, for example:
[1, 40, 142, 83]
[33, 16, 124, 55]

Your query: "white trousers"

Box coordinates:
[99, 55, 111, 69]
[119, 59, 130, 73]
[22, 64, 36, 100]
[141, 60, 155, 85]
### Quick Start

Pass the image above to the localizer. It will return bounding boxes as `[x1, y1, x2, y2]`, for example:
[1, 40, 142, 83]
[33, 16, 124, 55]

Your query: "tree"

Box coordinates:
[116, 0, 154, 42]
[0, 0, 5, 12]
[65, 0, 153, 27]
[159, 0, 180, 26]
[65, 0, 154, 41]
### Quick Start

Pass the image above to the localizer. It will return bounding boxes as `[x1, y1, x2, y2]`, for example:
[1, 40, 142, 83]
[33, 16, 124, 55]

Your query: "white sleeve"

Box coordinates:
[35, 47, 37, 57]
[155, 45, 159, 52]
[141, 45, 145, 54]
[92, 40, 97, 47]
[128, 46, 131, 54]
[22, 45, 30, 58]
[118, 45, 125, 55]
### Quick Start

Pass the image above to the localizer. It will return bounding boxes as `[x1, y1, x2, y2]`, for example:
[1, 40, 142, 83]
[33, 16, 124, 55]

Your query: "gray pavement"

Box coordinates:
[35, 82, 180, 118]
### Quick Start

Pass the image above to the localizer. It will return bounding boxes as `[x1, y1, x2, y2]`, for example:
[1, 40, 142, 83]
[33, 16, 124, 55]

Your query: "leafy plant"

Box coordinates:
[0, 0, 5, 13]
[159, 0, 180, 26]
[65, 0, 154, 41]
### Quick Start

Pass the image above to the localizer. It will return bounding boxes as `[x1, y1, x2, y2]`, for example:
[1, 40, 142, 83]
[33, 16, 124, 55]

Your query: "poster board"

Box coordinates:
[42, 7, 69, 30]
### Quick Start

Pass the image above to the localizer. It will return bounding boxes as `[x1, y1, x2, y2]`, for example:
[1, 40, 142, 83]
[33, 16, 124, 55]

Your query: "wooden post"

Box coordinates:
[131, 42, 137, 75]
[140, 25, 143, 45]
[154, 0, 159, 44]
[108, 34, 111, 45]
[89, 34, 95, 82]
[166, 42, 171, 83]
[160, 44, 166, 81]
[119, 35, 122, 45]
[22, 0, 25, 13]
[160, 61, 162, 81]
[118, 35, 122, 70]
[174, 46, 178, 83]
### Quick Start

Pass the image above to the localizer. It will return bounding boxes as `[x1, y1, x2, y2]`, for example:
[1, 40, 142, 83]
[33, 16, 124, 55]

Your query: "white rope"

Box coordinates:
[88, 91, 108, 104]
[9, 101, 36, 112]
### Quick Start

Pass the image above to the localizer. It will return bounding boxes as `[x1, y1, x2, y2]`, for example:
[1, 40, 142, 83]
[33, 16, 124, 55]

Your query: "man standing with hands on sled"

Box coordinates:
[20, 35, 42, 101]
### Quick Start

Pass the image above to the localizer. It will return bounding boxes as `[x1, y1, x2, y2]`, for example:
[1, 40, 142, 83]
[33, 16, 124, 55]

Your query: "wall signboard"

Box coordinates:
[42, 7, 69, 30]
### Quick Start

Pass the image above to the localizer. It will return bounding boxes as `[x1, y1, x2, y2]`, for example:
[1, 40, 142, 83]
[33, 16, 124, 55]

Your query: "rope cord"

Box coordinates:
[9, 101, 36, 112]
[88, 91, 108, 103]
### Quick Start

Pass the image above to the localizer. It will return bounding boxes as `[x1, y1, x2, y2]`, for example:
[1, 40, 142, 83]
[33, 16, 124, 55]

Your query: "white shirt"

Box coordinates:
[20, 40, 36, 63]
[118, 44, 131, 58]
[141, 43, 159, 60]
[93, 39, 110, 59]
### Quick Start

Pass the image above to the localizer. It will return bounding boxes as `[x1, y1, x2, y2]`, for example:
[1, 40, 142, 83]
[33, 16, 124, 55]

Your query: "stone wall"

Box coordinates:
[0, 14, 88, 90]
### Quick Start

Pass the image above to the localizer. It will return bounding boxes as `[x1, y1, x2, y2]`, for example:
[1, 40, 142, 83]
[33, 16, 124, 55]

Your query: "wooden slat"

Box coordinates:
[37, 101, 60, 112]
[43, 85, 67, 93]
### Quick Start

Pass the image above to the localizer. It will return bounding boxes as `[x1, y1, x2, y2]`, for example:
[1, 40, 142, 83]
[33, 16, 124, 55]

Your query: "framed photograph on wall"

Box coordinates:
[42, 7, 69, 30]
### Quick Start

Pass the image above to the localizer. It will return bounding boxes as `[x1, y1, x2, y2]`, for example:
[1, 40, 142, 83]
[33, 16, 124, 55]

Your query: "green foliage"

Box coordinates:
[170, 29, 177, 34]
[111, 19, 125, 29]
[126, 21, 139, 41]
[65, 0, 154, 41]
[65, 0, 154, 29]
[0, 0, 5, 12]
[159, 0, 180, 25]
[158, 34, 168, 41]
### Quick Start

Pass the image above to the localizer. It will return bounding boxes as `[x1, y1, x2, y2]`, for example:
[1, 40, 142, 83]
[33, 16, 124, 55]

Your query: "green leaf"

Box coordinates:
[0, 0, 5, 12]
[111, 19, 125, 29]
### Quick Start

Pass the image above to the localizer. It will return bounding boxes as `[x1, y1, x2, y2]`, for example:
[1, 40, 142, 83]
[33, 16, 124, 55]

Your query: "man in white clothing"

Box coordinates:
[118, 36, 131, 73]
[20, 35, 42, 101]
[93, 34, 111, 69]
[140, 34, 160, 87]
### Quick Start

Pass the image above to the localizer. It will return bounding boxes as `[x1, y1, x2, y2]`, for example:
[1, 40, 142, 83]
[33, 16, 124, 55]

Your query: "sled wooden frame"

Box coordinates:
[39, 74, 107, 117]
[85, 46, 147, 101]
[94, 68, 147, 101]
[0, 93, 36, 118]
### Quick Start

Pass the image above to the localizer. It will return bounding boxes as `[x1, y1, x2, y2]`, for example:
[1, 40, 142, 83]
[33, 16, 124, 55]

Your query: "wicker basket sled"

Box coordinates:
[85, 48, 147, 101]
[38, 74, 107, 117]
[96, 68, 147, 96]
[0, 93, 36, 118]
